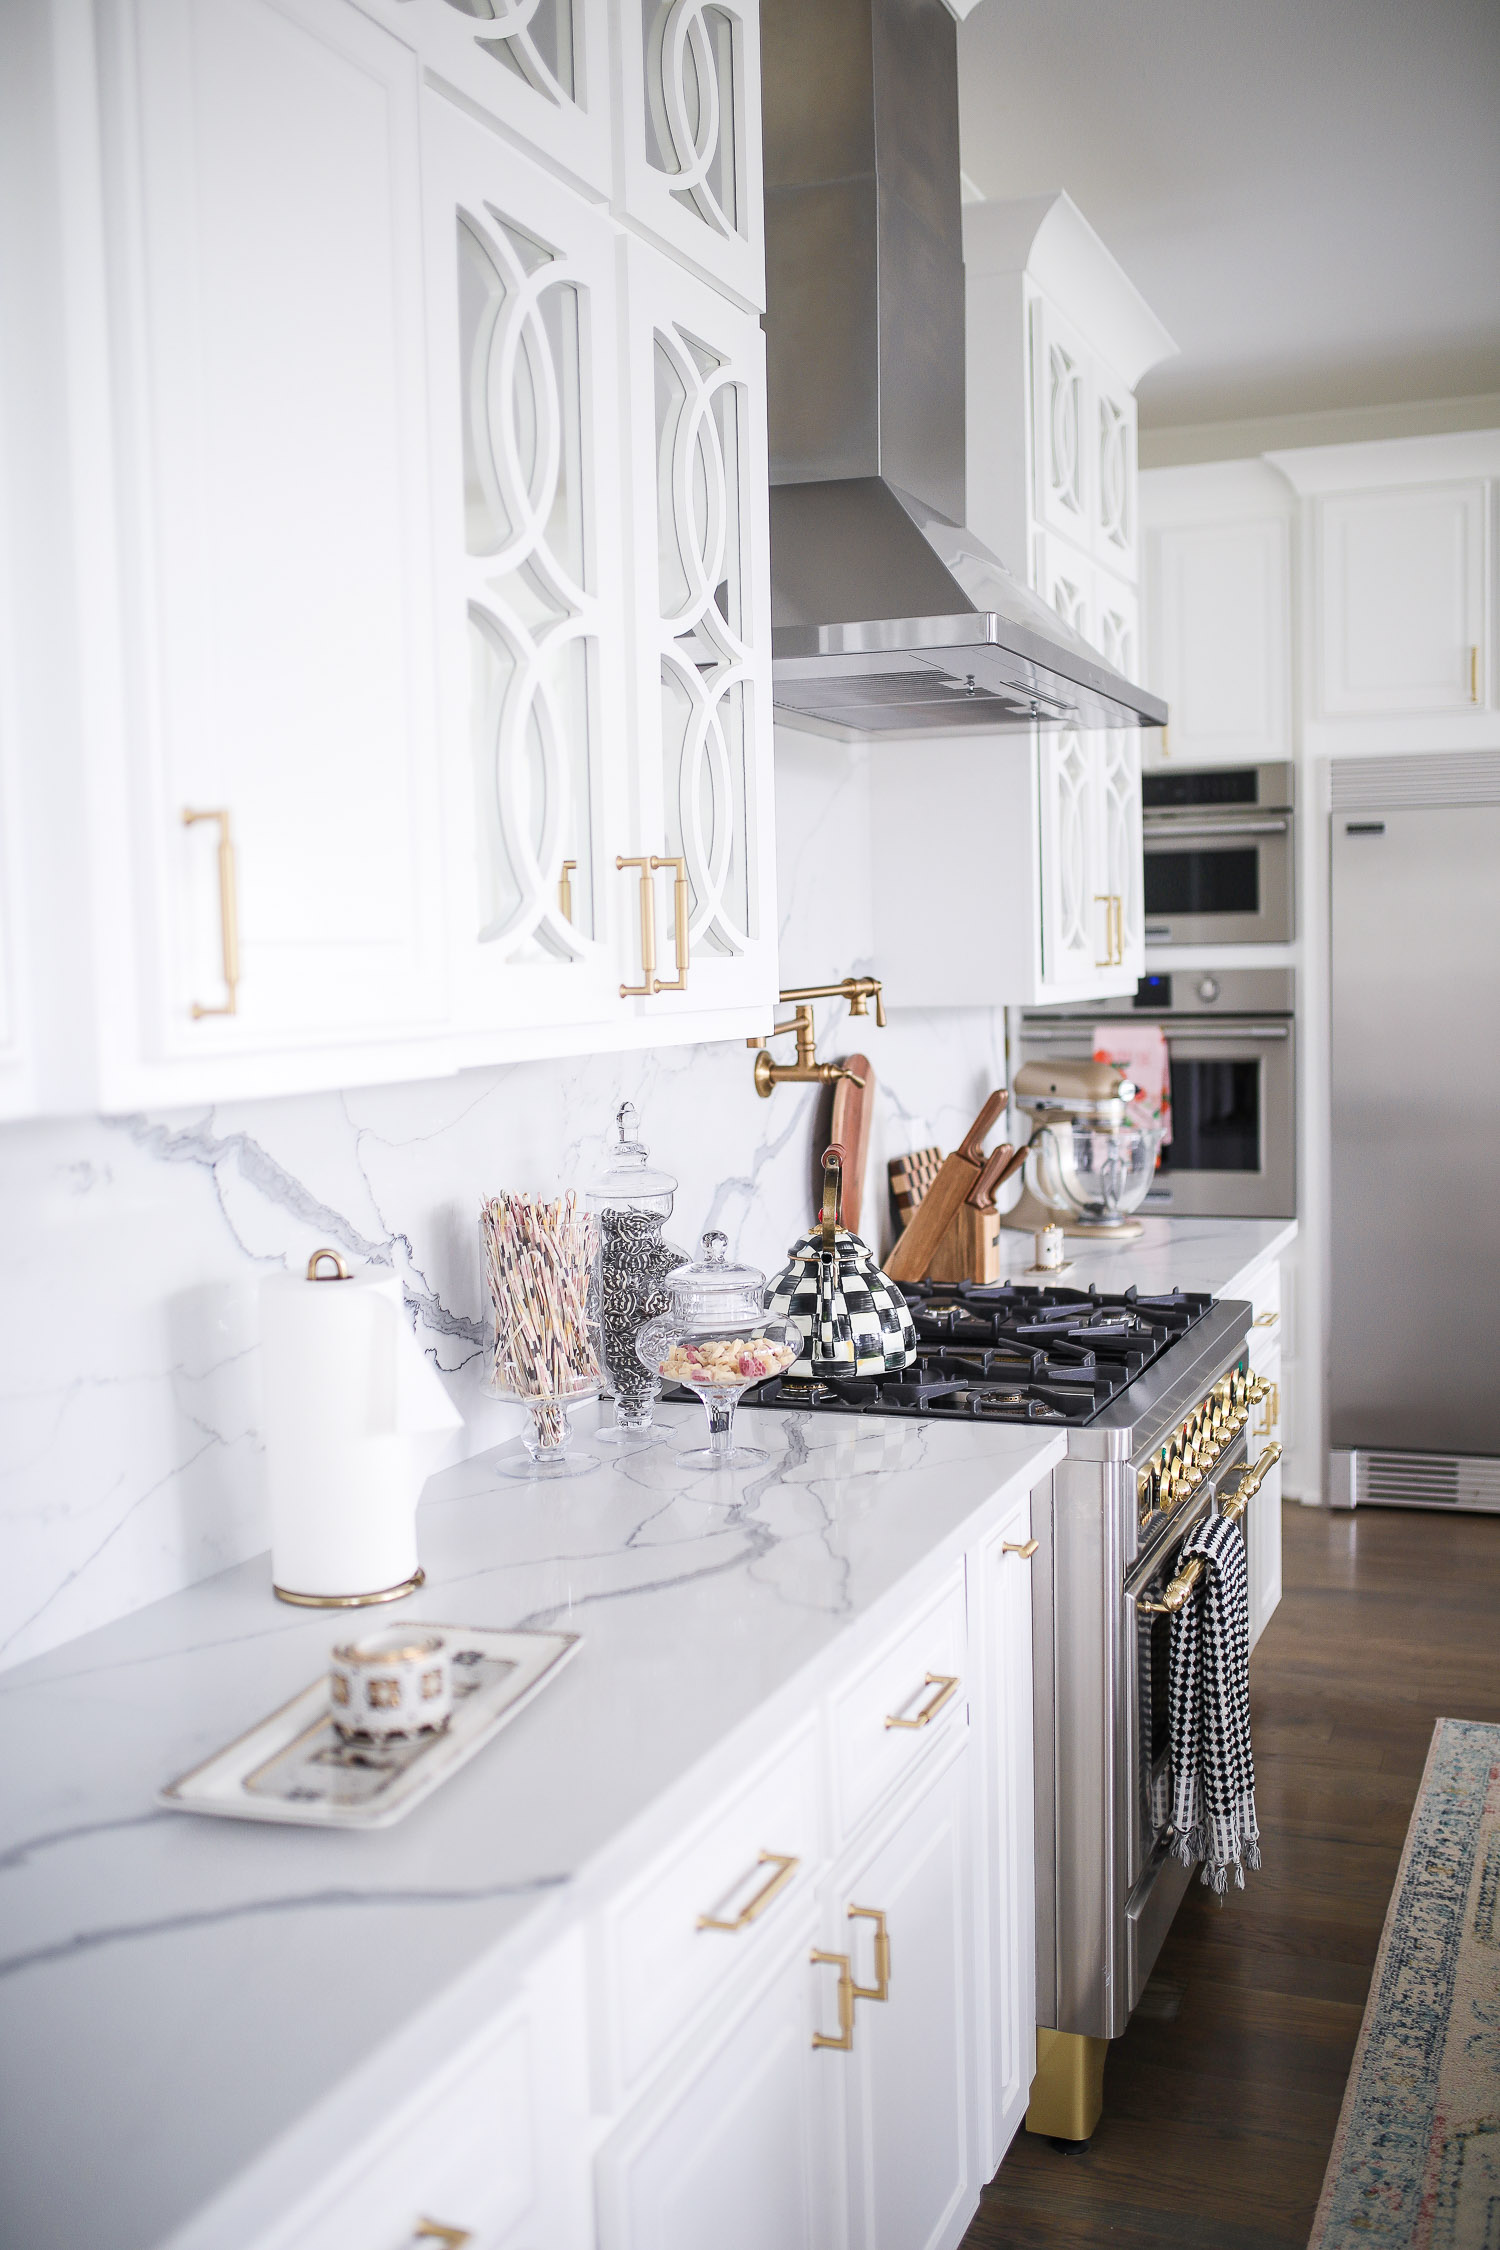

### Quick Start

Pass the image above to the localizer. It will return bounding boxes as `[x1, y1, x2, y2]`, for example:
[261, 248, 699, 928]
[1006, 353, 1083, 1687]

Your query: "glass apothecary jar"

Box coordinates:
[636, 1232, 801, 1469]
[586, 1103, 687, 1445]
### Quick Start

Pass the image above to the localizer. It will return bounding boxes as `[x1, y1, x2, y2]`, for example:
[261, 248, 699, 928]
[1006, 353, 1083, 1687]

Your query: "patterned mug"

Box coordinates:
[329, 1628, 453, 1742]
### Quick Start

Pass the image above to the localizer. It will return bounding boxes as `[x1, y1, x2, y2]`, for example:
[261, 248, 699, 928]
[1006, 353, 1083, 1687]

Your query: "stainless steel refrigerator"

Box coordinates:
[1329, 750, 1500, 1509]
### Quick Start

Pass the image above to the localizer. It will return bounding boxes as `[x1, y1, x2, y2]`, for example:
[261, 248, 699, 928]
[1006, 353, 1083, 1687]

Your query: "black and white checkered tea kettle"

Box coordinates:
[767, 1144, 917, 1378]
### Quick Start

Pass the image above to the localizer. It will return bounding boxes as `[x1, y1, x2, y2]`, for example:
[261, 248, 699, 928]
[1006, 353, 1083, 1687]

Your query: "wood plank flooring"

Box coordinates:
[963, 1502, 1500, 2249]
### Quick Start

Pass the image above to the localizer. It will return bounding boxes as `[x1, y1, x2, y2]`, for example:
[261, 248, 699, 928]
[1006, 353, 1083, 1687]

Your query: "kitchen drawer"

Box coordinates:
[264, 2006, 534, 2250]
[600, 1722, 820, 2097]
[1242, 1259, 1282, 1361]
[829, 1566, 969, 1847]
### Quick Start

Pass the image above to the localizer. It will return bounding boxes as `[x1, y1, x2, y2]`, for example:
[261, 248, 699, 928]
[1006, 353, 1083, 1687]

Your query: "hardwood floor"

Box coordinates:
[964, 1502, 1500, 2249]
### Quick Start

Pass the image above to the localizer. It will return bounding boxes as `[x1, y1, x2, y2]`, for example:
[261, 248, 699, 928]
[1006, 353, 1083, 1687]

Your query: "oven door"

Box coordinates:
[1142, 814, 1293, 946]
[1017, 1017, 1296, 1219]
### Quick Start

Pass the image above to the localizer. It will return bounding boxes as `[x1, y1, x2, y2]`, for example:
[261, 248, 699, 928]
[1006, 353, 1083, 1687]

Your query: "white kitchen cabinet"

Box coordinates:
[616, 0, 766, 314]
[93, 0, 449, 1104]
[619, 234, 778, 1033]
[360, 0, 614, 199]
[1039, 730, 1141, 995]
[974, 1489, 1038, 2173]
[422, 95, 632, 1043]
[596, 1910, 828, 2250]
[1244, 1261, 1284, 1649]
[1142, 503, 1293, 766]
[820, 1746, 979, 2250]
[1029, 295, 1094, 555]
[1312, 481, 1489, 718]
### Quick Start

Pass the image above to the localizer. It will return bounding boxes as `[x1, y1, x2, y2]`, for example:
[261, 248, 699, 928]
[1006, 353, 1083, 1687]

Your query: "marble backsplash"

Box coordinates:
[0, 730, 1013, 1669]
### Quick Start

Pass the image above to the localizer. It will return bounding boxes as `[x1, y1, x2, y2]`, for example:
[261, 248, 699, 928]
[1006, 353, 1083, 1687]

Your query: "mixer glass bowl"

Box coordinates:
[1040, 1119, 1162, 1229]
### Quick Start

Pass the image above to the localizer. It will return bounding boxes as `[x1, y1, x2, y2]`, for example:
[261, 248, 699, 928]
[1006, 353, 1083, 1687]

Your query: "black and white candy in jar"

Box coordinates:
[586, 1104, 687, 1446]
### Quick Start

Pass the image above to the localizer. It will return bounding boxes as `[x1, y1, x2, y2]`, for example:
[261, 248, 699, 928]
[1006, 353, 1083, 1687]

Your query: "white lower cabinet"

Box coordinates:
[821, 1746, 979, 2250]
[1243, 1260, 1285, 1649]
[975, 1491, 1039, 2169]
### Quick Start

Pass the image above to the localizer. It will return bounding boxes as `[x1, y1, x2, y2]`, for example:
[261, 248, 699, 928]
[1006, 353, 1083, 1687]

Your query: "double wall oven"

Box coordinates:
[1017, 968, 1296, 1219]
[1142, 762, 1294, 948]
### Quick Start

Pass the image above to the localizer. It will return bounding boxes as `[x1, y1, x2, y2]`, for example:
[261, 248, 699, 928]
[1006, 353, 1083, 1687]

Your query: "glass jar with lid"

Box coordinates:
[635, 1231, 801, 1469]
[585, 1103, 688, 1445]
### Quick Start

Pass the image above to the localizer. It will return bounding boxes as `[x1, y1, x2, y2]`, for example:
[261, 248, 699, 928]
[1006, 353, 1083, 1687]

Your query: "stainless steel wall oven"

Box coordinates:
[1142, 762, 1294, 947]
[1016, 969, 1295, 1220]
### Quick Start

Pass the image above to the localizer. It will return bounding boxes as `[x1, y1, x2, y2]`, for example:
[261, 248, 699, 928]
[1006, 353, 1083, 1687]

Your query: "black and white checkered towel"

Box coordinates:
[1167, 1511, 1261, 1894]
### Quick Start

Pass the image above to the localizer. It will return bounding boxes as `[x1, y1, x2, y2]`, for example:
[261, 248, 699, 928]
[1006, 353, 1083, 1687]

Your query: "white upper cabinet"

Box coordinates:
[616, 0, 766, 312]
[423, 97, 630, 1043]
[1313, 482, 1487, 717]
[620, 237, 777, 1030]
[1141, 464, 1295, 767]
[360, 0, 614, 196]
[1030, 295, 1093, 553]
[1038, 730, 1141, 994]
[100, 0, 448, 1102]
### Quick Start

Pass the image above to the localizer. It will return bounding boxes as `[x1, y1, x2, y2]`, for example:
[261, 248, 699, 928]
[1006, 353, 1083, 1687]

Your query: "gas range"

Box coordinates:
[736, 1280, 1217, 1427]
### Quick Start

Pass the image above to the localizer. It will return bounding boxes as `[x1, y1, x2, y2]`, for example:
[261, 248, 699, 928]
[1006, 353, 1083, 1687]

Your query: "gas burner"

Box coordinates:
[691, 1279, 1217, 1426]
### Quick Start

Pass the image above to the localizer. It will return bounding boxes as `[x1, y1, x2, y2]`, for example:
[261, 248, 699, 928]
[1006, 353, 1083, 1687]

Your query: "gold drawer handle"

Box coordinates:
[885, 1671, 959, 1730]
[414, 2225, 472, 2249]
[182, 807, 240, 1018]
[696, 1850, 799, 1933]
[1253, 1309, 1279, 1327]
[616, 853, 690, 996]
[811, 1949, 855, 2049]
[1003, 1537, 1040, 1560]
[848, 1904, 890, 2002]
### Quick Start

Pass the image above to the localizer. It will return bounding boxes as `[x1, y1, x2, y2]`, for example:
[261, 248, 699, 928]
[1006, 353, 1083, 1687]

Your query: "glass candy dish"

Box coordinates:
[488, 1373, 602, 1480]
[585, 1103, 687, 1447]
[636, 1231, 801, 1470]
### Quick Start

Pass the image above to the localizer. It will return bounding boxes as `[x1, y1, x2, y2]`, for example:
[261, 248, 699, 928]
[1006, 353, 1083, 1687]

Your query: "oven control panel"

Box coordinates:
[1137, 1364, 1270, 1527]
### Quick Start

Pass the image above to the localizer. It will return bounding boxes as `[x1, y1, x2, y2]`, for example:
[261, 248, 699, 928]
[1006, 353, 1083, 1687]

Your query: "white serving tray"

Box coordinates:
[159, 1625, 580, 1830]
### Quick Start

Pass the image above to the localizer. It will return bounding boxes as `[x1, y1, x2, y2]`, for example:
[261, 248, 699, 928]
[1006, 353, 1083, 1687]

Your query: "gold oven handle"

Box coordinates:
[1137, 1443, 1283, 1615]
[885, 1672, 960, 1730]
[696, 1851, 799, 1933]
[847, 1904, 891, 2002]
[182, 807, 240, 1018]
[811, 1949, 855, 2050]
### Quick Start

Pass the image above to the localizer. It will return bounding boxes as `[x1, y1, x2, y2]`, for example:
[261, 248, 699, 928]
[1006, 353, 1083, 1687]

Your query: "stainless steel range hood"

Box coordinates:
[762, 0, 1167, 739]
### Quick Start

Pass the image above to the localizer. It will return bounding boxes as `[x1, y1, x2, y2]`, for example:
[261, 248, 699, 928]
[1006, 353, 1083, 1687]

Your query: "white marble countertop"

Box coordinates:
[989, 1213, 1297, 1301]
[0, 1399, 1065, 2250]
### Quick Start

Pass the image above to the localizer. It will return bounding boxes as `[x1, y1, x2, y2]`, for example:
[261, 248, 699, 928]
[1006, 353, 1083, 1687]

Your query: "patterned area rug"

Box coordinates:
[1310, 1717, 1500, 2249]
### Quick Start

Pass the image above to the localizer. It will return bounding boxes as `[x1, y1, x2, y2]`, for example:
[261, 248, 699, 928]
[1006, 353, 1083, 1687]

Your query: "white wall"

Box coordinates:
[0, 727, 1009, 1671]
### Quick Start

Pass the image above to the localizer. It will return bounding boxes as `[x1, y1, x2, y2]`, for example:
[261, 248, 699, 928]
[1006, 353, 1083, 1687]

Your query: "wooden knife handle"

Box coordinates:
[958, 1089, 1007, 1165]
[967, 1141, 1016, 1210]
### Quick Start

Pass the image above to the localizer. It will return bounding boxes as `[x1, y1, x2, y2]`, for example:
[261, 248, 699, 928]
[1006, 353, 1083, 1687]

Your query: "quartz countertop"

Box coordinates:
[0, 1399, 1065, 2250]
[988, 1213, 1297, 1301]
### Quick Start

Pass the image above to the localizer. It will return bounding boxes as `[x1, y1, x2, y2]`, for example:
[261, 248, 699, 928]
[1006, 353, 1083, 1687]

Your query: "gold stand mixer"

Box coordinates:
[1001, 1059, 1162, 1242]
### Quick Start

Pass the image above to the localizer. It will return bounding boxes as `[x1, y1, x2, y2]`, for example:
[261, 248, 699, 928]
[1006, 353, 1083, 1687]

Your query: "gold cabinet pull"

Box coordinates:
[885, 1671, 960, 1730]
[1112, 893, 1125, 963]
[811, 1949, 855, 2049]
[616, 854, 690, 996]
[182, 808, 240, 1018]
[847, 1905, 891, 2002]
[696, 1851, 799, 1933]
[559, 858, 577, 923]
[1094, 892, 1113, 968]
[1003, 1537, 1040, 1560]
[1253, 1309, 1279, 1328]
[651, 853, 690, 992]
[414, 2225, 473, 2249]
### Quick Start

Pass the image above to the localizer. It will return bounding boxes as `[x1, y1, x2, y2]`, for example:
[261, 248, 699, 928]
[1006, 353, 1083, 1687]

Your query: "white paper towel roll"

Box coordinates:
[261, 1253, 464, 1604]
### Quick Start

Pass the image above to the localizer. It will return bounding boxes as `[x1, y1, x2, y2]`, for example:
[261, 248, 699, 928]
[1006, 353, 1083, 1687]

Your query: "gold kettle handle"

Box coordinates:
[820, 1142, 846, 1251]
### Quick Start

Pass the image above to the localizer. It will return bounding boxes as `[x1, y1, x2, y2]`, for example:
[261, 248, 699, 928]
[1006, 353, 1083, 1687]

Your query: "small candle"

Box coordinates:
[1035, 1225, 1066, 1272]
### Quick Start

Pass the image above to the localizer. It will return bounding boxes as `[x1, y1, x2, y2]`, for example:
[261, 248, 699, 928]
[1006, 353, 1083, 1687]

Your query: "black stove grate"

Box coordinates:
[714, 1280, 1216, 1425]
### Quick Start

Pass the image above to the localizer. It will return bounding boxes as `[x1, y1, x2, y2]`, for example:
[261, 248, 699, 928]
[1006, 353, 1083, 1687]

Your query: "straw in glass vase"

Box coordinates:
[480, 1190, 602, 1478]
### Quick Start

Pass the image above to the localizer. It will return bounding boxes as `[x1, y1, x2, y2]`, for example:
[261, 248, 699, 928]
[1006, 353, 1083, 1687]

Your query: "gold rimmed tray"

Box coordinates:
[158, 1625, 580, 1830]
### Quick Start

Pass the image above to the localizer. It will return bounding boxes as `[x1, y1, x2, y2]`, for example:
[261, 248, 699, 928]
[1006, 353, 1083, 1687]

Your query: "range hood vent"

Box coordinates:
[762, 0, 1166, 739]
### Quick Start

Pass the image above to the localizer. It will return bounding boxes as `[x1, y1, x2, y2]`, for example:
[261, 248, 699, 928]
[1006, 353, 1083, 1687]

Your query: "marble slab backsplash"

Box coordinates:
[0, 729, 1012, 1669]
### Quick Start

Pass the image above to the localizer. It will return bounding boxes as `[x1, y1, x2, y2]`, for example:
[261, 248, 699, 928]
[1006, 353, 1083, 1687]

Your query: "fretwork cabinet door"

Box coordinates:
[616, 0, 766, 311]
[1098, 731, 1144, 980]
[424, 96, 632, 1041]
[619, 235, 778, 1033]
[99, 0, 448, 1104]
[360, 0, 615, 198]
[1036, 728, 1106, 990]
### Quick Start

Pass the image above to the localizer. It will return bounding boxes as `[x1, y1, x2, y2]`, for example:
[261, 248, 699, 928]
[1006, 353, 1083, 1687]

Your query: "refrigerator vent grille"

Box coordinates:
[1354, 1450, 1500, 1512]
[1331, 750, 1500, 811]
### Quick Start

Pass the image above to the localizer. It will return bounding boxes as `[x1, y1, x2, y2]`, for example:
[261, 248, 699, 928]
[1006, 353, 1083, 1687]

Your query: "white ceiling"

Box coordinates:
[956, 0, 1500, 431]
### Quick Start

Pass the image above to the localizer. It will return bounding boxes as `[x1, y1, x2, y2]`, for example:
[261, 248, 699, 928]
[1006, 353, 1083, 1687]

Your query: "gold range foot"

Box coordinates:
[1024, 2027, 1109, 2144]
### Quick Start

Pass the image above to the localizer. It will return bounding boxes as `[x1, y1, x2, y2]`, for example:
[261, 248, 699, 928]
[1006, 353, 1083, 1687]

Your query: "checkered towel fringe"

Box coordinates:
[1167, 1511, 1261, 1895]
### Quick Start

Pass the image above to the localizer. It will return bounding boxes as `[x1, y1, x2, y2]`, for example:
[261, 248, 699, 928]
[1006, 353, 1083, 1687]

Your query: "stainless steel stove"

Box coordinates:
[732, 1274, 1276, 2117]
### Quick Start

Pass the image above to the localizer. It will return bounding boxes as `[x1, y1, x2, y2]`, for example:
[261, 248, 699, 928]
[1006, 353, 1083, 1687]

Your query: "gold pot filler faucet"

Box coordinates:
[746, 976, 885, 1098]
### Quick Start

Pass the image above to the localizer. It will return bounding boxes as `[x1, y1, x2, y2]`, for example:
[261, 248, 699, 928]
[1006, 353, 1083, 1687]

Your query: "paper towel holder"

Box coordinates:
[307, 1247, 351, 1281]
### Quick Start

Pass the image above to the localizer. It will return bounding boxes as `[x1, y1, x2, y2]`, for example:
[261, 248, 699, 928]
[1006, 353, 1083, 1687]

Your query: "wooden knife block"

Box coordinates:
[889, 1147, 1005, 1285]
